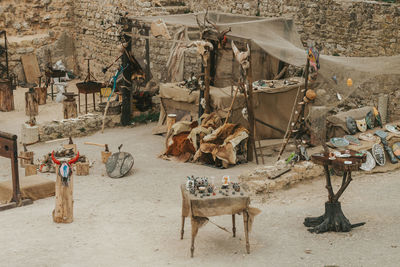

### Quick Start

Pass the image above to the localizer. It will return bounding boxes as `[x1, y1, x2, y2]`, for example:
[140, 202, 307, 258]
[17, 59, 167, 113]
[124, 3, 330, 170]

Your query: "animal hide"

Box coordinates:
[200, 112, 222, 129]
[165, 132, 196, 162]
[194, 123, 249, 166]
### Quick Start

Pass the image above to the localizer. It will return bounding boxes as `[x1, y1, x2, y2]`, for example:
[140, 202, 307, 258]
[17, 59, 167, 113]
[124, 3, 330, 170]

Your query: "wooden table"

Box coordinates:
[76, 81, 102, 114]
[304, 150, 366, 233]
[180, 185, 257, 257]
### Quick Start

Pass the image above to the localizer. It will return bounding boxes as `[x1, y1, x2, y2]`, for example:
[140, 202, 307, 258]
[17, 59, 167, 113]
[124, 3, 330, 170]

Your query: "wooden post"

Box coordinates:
[0, 81, 14, 112]
[76, 162, 89, 176]
[166, 114, 177, 133]
[120, 23, 133, 126]
[53, 165, 74, 223]
[25, 89, 38, 123]
[19, 151, 34, 168]
[63, 99, 78, 119]
[245, 63, 257, 163]
[25, 164, 37, 176]
[35, 87, 47, 105]
[204, 56, 211, 114]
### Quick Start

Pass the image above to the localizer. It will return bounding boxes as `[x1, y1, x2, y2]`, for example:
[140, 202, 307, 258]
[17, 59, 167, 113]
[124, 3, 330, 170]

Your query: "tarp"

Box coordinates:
[136, 12, 400, 108]
[158, 78, 304, 139]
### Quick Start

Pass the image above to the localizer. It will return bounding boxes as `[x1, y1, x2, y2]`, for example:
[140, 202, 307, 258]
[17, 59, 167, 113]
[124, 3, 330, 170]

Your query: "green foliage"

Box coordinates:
[78, 127, 86, 132]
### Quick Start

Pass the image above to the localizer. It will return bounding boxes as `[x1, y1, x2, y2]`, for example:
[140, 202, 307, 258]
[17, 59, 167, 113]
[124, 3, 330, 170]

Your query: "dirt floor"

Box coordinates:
[1, 87, 400, 266]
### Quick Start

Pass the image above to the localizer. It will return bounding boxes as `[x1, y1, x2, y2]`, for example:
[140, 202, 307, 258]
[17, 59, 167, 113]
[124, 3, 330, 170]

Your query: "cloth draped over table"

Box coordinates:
[181, 185, 261, 232]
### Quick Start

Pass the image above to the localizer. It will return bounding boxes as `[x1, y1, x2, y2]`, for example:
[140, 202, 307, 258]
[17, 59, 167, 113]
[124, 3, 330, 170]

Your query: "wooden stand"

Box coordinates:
[63, 99, 78, 119]
[75, 162, 89, 176]
[304, 151, 366, 233]
[0, 131, 33, 211]
[35, 87, 47, 105]
[19, 151, 34, 168]
[53, 165, 74, 223]
[25, 164, 37, 176]
[0, 80, 14, 112]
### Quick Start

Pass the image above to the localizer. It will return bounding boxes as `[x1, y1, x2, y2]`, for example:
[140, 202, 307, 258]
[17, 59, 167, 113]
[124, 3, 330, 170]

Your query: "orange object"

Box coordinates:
[347, 78, 353, 87]
[306, 89, 317, 100]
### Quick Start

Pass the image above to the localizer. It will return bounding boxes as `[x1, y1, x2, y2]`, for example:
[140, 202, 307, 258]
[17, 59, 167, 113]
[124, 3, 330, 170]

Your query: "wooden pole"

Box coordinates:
[120, 23, 134, 126]
[245, 63, 257, 163]
[53, 165, 74, 223]
[204, 56, 211, 114]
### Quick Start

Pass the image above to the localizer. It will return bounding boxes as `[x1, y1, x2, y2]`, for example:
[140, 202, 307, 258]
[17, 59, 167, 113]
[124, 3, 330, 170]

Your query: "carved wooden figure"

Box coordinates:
[51, 151, 79, 223]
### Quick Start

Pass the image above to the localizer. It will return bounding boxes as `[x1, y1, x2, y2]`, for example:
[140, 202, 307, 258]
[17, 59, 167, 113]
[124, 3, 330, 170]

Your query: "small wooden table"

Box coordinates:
[180, 185, 257, 257]
[304, 150, 366, 233]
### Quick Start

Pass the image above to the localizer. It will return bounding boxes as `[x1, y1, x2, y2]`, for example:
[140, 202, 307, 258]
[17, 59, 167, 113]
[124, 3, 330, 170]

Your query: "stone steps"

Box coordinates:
[158, 0, 186, 7]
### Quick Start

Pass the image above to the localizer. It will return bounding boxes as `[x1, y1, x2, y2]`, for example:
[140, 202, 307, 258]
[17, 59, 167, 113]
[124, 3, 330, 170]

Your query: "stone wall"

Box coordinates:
[38, 113, 120, 142]
[189, 0, 400, 57]
[1, 0, 76, 83]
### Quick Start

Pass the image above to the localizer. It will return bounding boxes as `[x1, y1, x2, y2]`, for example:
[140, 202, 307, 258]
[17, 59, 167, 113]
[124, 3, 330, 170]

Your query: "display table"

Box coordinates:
[180, 185, 259, 257]
[304, 150, 366, 233]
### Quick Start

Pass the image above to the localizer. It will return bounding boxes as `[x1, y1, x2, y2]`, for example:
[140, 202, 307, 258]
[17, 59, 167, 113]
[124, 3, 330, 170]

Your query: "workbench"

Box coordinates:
[180, 184, 260, 257]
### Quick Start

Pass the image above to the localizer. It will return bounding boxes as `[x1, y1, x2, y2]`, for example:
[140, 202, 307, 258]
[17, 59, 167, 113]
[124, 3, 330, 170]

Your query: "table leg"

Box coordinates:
[85, 93, 88, 114]
[304, 170, 364, 233]
[78, 93, 81, 114]
[180, 216, 185, 240]
[51, 82, 54, 100]
[190, 217, 199, 258]
[324, 164, 335, 202]
[93, 93, 96, 111]
[232, 214, 236, 237]
[243, 211, 250, 254]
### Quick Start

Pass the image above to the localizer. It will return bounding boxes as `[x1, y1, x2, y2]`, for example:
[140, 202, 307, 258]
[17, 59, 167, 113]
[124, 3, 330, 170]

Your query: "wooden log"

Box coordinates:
[63, 99, 78, 119]
[101, 151, 112, 164]
[25, 164, 37, 176]
[0, 81, 14, 112]
[25, 90, 39, 117]
[19, 151, 34, 168]
[35, 87, 47, 105]
[75, 162, 89, 176]
[166, 114, 177, 133]
[53, 165, 74, 223]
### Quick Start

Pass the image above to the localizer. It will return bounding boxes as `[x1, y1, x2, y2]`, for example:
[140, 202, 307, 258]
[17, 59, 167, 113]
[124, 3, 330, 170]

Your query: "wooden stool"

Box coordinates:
[63, 93, 78, 119]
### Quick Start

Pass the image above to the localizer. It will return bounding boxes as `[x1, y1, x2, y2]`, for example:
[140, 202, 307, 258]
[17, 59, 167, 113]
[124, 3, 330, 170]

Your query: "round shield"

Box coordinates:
[105, 152, 134, 178]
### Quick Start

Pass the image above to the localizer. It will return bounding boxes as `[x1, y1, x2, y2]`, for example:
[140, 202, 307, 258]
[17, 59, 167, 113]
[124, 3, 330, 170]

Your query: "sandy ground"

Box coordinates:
[1, 86, 400, 266]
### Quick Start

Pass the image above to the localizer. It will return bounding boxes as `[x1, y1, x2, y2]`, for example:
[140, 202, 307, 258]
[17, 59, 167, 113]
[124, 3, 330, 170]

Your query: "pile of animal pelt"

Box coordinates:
[163, 113, 249, 168]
